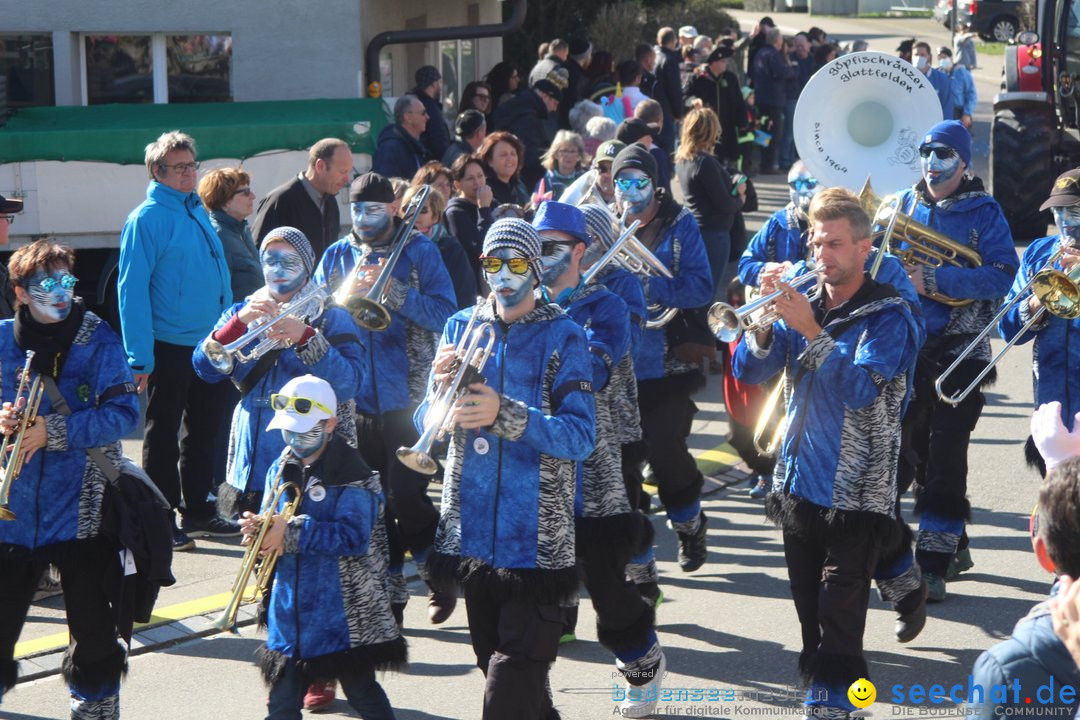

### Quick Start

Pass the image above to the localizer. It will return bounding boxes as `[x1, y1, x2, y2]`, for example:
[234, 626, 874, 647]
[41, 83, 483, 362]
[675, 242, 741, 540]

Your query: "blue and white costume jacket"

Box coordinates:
[737, 203, 807, 288]
[592, 266, 645, 445]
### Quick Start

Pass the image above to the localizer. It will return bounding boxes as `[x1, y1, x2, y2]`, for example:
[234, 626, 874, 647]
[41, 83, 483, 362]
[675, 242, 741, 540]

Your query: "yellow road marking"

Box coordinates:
[642, 442, 741, 488]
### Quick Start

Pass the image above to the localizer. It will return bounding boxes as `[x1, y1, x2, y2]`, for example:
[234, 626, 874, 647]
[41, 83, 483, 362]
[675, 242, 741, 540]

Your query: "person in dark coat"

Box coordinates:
[750, 27, 796, 173]
[560, 38, 592, 129]
[492, 80, 561, 191]
[371, 95, 429, 182]
[444, 154, 495, 284]
[683, 45, 746, 168]
[406, 183, 478, 310]
[441, 110, 487, 169]
[654, 27, 684, 154]
[636, 43, 658, 98]
[251, 138, 353, 261]
[413, 65, 452, 163]
[0, 193, 23, 318]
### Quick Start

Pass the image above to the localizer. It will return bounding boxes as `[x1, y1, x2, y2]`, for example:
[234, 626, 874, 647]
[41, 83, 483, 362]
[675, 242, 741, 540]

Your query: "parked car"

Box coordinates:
[960, 0, 1024, 42]
[934, 0, 955, 28]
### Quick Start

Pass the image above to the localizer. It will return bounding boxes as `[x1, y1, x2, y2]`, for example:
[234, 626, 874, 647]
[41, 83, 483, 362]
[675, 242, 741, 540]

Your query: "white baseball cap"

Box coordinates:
[266, 375, 337, 433]
[678, 25, 699, 38]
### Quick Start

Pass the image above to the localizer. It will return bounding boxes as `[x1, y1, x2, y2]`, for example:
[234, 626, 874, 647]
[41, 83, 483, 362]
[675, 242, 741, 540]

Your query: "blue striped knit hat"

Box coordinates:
[260, 226, 316, 277]
[580, 203, 616, 249]
[483, 218, 543, 285]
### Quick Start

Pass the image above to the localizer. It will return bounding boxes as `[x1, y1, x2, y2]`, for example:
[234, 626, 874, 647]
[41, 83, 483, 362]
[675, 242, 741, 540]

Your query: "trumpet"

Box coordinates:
[604, 210, 679, 329]
[211, 477, 302, 633]
[201, 282, 332, 375]
[707, 264, 826, 343]
[334, 185, 430, 331]
[397, 308, 497, 474]
[936, 246, 1080, 406]
[581, 218, 641, 285]
[0, 351, 43, 521]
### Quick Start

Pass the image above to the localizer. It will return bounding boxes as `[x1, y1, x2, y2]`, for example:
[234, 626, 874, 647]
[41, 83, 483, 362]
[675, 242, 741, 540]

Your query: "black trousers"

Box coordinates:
[758, 103, 784, 170]
[143, 340, 228, 521]
[464, 584, 568, 720]
[357, 408, 438, 560]
[629, 375, 705, 514]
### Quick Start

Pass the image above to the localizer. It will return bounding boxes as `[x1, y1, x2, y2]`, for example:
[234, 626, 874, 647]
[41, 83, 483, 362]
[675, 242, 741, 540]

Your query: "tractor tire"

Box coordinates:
[991, 106, 1054, 242]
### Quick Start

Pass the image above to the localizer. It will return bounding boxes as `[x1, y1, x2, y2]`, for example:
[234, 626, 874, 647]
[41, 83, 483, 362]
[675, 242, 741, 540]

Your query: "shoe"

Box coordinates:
[559, 632, 577, 644]
[180, 515, 241, 538]
[924, 572, 946, 602]
[428, 589, 457, 624]
[33, 566, 63, 601]
[621, 651, 666, 718]
[172, 526, 196, 552]
[638, 582, 664, 609]
[677, 512, 708, 572]
[946, 547, 974, 580]
[894, 581, 928, 643]
[302, 681, 336, 711]
[749, 476, 770, 499]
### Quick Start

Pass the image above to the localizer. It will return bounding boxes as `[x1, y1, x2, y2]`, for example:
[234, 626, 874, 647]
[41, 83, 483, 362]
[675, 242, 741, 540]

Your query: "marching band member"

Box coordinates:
[733, 188, 921, 719]
[889, 120, 1016, 602]
[534, 201, 665, 718]
[192, 226, 363, 517]
[313, 172, 457, 626]
[249, 375, 405, 720]
[421, 219, 595, 720]
[999, 167, 1080, 477]
[611, 144, 714, 572]
[0, 241, 140, 720]
[737, 161, 819, 290]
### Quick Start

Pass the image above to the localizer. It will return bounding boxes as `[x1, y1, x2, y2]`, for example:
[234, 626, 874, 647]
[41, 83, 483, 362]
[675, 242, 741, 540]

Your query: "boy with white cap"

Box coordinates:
[247, 374, 405, 720]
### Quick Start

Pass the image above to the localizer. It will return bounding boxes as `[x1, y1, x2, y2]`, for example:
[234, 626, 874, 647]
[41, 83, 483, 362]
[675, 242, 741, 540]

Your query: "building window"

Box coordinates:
[0, 34, 56, 108]
[439, 39, 477, 114]
[82, 33, 231, 105]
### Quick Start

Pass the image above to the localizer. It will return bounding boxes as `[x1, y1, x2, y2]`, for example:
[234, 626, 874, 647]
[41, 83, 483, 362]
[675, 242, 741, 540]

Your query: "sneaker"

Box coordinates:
[894, 581, 928, 643]
[181, 515, 241, 538]
[559, 632, 577, 644]
[302, 681, 336, 712]
[946, 547, 974, 580]
[33, 566, 63, 601]
[924, 572, 946, 603]
[620, 651, 666, 718]
[172, 526, 196, 552]
[428, 589, 457, 625]
[638, 582, 664, 609]
[749, 476, 770, 499]
[677, 512, 708, 572]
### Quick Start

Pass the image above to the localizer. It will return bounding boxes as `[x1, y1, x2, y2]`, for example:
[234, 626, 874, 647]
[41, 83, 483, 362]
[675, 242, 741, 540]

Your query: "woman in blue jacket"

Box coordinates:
[0, 241, 140, 720]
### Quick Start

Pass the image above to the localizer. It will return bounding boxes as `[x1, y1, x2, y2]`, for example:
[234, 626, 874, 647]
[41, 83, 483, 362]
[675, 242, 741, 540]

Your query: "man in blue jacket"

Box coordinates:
[734, 188, 922, 720]
[118, 130, 236, 551]
[750, 27, 796, 174]
[889, 120, 1017, 602]
[738, 162, 819, 290]
[372, 95, 429, 181]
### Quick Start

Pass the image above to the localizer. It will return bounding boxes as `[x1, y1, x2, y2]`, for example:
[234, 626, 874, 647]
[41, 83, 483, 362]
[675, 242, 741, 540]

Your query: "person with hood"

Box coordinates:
[372, 95, 429, 181]
[421, 218, 594, 720]
[733, 188, 922, 720]
[314, 172, 456, 628]
[682, 45, 746, 167]
[492, 79, 562, 190]
[888, 120, 1016, 603]
[413, 65, 452, 163]
[0, 241, 141, 720]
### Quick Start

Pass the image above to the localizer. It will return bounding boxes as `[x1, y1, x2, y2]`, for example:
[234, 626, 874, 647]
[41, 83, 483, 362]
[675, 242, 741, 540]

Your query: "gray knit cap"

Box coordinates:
[260, 226, 315, 278]
[580, 203, 616, 250]
[482, 218, 543, 285]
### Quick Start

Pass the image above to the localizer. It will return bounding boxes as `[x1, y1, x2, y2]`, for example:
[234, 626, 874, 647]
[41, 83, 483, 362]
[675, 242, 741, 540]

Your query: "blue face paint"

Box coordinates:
[920, 144, 962, 186]
[485, 248, 534, 309]
[614, 170, 655, 215]
[787, 171, 820, 213]
[261, 247, 307, 296]
[281, 424, 326, 458]
[539, 240, 575, 286]
[351, 202, 392, 242]
[26, 268, 76, 322]
[1054, 207, 1080, 246]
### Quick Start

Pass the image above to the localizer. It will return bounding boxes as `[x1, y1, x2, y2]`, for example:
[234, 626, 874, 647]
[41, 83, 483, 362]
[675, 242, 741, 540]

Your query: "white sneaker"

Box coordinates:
[620, 651, 666, 718]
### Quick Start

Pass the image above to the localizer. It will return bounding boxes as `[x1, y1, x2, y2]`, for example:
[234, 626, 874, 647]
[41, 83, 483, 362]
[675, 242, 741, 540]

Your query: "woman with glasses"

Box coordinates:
[536, 130, 589, 200]
[198, 168, 263, 302]
[0, 240, 140, 720]
[458, 81, 493, 116]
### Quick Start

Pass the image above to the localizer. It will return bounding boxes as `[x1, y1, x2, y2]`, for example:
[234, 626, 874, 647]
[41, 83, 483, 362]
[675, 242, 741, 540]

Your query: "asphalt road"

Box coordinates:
[0, 16, 1057, 720]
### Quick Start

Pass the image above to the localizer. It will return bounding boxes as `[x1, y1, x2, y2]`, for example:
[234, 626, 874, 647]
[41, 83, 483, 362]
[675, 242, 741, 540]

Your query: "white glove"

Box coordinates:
[1030, 402, 1080, 471]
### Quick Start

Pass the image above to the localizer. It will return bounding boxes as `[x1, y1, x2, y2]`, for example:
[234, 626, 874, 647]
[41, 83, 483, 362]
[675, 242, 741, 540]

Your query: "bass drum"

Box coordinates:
[793, 51, 943, 193]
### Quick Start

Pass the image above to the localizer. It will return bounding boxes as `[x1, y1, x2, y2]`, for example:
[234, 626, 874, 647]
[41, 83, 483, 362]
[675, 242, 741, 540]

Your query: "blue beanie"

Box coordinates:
[532, 201, 591, 246]
[922, 120, 971, 168]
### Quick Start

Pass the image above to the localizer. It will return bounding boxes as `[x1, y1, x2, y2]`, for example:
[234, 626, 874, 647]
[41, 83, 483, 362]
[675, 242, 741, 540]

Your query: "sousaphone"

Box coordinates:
[793, 51, 943, 192]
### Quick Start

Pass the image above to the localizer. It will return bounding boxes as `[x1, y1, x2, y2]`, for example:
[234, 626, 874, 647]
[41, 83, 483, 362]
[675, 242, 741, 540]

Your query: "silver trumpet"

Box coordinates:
[397, 308, 497, 475]
[707, 264, 826, 343]
[581, 218, 641, 285]
[201, 283, 332, 374]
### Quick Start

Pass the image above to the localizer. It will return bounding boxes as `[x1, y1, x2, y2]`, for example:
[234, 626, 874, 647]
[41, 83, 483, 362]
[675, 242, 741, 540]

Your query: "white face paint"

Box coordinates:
[920, 144, 962, 186]
[539, 234, 577, 287]
[261, 245, 307, 297]
[614, 169, 655, 215]
[485, 247, 534, 309]
[351, 201, 392, 242]
[787, 169, 820, 214]
[25, 268, 76, 323]
[1054, 206, 1080, 246]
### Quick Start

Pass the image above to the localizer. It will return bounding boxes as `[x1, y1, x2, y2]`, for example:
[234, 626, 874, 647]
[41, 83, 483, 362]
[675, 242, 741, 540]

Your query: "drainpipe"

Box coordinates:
[364, 0, 527, 95]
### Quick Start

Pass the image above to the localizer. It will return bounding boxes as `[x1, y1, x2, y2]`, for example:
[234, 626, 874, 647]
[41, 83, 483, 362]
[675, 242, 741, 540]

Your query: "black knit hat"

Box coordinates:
[415, 65, 441, 89]
[615, 117, 654, 146]
[349, 172, 395, 203]
[455, 109, 486, 139]
[611, 143, 658, 186]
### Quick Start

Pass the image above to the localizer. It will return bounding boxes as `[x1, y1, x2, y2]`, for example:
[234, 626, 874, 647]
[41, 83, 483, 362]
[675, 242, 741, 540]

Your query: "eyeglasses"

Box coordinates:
[556, 148, 580, 156]
[0, 215, 13, 225]
[270, 394, 333, 416]
[541, 241, 578, 256]
[474, 93, 491, 100]
[788, 178, 818, 191]
[408, 109, 429, 117]
[30, 274, 78, 292]
[233, 187, 255, 197]
[615, 177, 652, 191]
[918, 145, 957, 160]
[159, 161, 200, 173]
[479, 255, 533, 274]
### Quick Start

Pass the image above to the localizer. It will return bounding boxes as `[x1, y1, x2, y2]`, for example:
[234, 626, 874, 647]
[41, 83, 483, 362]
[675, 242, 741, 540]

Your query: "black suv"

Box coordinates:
[961, 0, 1024, 42]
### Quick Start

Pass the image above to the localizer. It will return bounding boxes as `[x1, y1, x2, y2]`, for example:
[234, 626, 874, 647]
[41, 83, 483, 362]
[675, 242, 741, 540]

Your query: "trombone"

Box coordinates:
[0, 351, 43, 521]
[334, 184, 430, 331]
[211, 477, 303, 633]
[936, 247, 1080, 406]
[707, 264, 826, 343]
[201, 282, 332, 375]
[397, 308, 497, 474]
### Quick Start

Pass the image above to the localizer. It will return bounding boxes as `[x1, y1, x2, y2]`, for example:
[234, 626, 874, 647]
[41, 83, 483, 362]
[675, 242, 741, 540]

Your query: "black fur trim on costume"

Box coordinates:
[0, 658, 17, 693]
[1025, 435, 1047, 478]
[576, 513, 653, 562]
[426, 551, 462, 594]
[877, 520, 915, 570]
[804, 650, 868, 689]
[216, 482, 262, 519]
[766, 494, 899, 549]
[913, 482, 971, 523]
[658, 471, 705, 511]
[428, 552, 580, 605]
[797, 649, 815, 685]
[61, 641, 127, 696]
[256, 637, 408, 686]
[597, 603, 656, 654]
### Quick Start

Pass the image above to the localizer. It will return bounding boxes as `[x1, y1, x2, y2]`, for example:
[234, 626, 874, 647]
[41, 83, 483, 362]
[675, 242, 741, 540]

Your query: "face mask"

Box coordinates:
[614, 172, 655, 215]
[914, 55, 929, 70]
[540, 241, 576, 287]
[1054, 207, 1080, 245]
[261, 247, 307, 296]
[787, 173, 820, 214]
[938, 58, 953, 71]
[485, 250, 534, 309]
[281, 424, 326, 459]
[920, 146, 962, 186]
[351, 202, 392, 242]
[26, 271, 76, 322]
